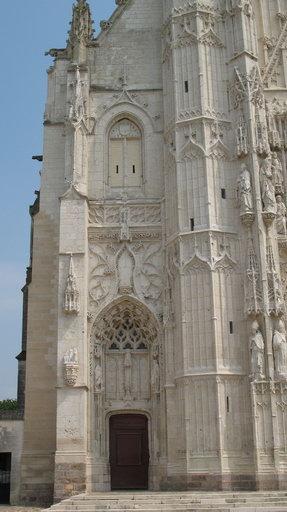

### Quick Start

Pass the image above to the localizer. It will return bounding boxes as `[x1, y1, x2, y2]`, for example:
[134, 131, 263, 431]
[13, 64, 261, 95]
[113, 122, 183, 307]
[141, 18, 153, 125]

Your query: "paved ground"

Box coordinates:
[0, 508, 42, 512]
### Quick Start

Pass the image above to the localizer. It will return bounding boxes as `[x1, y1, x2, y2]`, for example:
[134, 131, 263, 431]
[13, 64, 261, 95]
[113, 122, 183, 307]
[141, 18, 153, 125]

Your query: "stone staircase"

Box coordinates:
[44, 491, 287, 512]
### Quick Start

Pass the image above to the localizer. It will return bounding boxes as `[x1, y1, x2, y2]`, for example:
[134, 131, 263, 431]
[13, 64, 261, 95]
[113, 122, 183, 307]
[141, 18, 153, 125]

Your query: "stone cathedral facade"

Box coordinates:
[2, 0, 287, 505]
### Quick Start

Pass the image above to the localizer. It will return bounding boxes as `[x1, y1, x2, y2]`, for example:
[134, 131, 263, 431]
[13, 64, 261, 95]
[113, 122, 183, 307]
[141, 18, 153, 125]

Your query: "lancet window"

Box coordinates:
[109, 119, 142, 188]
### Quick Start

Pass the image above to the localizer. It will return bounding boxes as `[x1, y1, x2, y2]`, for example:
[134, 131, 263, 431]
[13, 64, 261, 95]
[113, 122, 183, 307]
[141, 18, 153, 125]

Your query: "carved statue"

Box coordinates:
[64, 255, 80, 314]
[237, 164, 253, 215]
[94, 343, 102, 359]
[249, 320, 265, 381]
[120, 207, 130, 241]
[266, 100, 281, 148]
[273, 320, 287, 380]
[94, 364, 102, 393]
[64, 348, 78, 365]
[276, 195, 287, 235]
[151, 357, 160, 394]
[260, 155, 276, 214]
[69, 66, 86, 123]
[124, 351, 132, 401]
[272, 152, 284, 194]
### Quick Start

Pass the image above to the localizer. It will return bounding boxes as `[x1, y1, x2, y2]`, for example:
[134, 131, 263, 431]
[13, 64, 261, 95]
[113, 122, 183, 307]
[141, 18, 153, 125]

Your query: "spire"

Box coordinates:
[67, 0, 94, 62]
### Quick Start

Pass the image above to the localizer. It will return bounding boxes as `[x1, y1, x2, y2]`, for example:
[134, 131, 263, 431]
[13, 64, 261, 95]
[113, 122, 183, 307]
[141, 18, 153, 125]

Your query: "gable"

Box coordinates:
[90, 0, 163, 90]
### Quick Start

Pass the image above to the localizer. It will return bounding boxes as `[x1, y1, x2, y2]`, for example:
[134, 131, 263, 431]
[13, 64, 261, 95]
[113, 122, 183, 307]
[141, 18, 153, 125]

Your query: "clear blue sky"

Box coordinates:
[0, 0, 115, 400]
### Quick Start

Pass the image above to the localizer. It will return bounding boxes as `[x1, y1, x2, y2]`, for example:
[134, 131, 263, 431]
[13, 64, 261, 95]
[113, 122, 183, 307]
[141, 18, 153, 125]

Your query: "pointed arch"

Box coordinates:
[91, 296, 160, 349]
[108, 117, 142, 188]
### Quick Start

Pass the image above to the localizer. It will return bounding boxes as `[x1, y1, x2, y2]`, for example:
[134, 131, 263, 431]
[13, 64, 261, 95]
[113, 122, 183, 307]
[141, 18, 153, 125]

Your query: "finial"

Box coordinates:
[67, 0, 94, 62]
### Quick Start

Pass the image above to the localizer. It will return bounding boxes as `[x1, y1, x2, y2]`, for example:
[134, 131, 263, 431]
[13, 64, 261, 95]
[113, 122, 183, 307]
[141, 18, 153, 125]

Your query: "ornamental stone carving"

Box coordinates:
[262, 17, 287, 88]
[63, 255, 80, 314]
[255, 113, 269, 156]
[231, 66, 264, 110]
[236, 118, 248, 157]
[249, 321, 265, 381]
[63, 348, 79, 386]
[92, 301, 158, 403]
[245, 239, 263, 316]
[67, 0, 94, 53]
[124, 351, 132, 401]
[260, 154, 277, 215]
[151, 356, 160, 394]
[89, 245, 116, 305]
[266, 101, 281, 149]
[94, 364, 103, 393]
[273, 320, 287, 380]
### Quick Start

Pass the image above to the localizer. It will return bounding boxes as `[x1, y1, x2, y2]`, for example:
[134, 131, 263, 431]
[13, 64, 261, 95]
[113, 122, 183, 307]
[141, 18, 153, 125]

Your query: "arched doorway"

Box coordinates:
[109, 414, 149, 490]
[90, 299, 162, 491]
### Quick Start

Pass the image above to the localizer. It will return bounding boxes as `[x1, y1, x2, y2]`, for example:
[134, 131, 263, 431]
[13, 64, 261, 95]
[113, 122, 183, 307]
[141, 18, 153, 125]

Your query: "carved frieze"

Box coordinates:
[89, 203, 162, 226]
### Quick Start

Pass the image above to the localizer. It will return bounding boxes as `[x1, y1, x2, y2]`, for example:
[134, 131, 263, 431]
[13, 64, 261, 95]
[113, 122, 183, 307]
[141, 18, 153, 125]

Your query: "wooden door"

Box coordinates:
[110, 414, 149, 490]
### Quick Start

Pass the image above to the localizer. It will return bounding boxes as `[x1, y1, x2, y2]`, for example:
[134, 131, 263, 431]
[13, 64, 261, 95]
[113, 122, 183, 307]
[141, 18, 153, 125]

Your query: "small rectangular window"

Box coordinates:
[226, 396, 230, 413]
[184, 81, 189, 93]
[116, 165, 119, 174]
[190, 218, 194, 231]
[132, 165, 136, 174]
[229, 321, 233, 334]
[221, 188, 226, 199]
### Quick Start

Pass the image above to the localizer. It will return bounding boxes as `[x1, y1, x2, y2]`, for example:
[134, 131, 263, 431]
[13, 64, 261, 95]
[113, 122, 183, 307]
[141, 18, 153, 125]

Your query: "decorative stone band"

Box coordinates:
[88, 227, 161, 243]
[251, 380, 287, 395]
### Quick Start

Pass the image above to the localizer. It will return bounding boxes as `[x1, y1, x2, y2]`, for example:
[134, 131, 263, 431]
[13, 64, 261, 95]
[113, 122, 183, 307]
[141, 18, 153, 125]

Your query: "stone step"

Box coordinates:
[75, 494, 287, 499]
[55, 506, 287, 509]
[54, 500, 287, 508]
[67, 497, 287, 502]
[45, 493, 287, 512]
[71, 496, 287, 503]
[55, 501, 287, 509]
[45, 508, 287, 512]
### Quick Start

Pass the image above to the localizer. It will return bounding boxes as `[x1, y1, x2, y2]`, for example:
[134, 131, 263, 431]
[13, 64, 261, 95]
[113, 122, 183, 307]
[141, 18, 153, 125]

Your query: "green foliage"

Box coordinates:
[0, 399, 18, 411]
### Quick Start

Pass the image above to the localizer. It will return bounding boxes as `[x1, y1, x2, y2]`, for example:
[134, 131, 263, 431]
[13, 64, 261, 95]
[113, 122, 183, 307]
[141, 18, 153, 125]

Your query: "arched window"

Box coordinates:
[109, 119, 142, 188]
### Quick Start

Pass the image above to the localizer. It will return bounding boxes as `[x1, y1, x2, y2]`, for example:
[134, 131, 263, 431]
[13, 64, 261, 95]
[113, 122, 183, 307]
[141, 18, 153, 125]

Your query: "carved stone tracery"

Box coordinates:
[91, 301, 159, 403]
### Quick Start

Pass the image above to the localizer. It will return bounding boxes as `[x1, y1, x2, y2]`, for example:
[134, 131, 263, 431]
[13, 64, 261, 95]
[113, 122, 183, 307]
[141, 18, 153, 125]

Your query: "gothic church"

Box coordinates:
[1, 0, 287, 506]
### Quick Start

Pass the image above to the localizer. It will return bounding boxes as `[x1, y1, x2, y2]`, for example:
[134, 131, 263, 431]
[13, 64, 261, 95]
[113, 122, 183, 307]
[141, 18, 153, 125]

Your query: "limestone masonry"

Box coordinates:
[1, 0, 287, 506]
